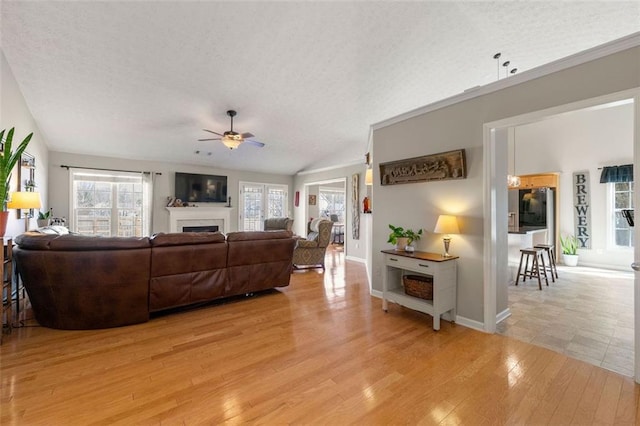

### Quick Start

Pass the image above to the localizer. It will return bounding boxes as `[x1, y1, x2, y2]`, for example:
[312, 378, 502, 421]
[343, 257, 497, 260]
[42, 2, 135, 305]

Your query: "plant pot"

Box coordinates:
[562, 254, 578, 267]
[395, 237, 409, 251]
[0, 211, 8, 237]
[37, 219, 50, 228]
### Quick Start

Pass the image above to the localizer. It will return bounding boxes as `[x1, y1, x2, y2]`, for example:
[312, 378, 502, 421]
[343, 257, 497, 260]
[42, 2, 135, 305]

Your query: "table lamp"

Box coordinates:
[7, 191, 42, 232]
[433, 214, 459, 257]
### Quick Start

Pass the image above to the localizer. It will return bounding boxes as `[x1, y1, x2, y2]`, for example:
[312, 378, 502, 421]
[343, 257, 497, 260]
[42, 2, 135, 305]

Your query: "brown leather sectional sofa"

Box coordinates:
[14, 230, 295, 330]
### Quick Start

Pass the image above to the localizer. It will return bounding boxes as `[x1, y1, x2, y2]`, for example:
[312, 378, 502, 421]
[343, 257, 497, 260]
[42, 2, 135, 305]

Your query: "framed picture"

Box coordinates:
[308, 194, 316, 206]
[16, 152, 36, 218]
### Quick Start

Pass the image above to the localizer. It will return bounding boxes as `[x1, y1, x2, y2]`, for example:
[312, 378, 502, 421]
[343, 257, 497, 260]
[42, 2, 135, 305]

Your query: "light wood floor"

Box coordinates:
[498, 265, 634, 377]
[2, 250, 640, 424]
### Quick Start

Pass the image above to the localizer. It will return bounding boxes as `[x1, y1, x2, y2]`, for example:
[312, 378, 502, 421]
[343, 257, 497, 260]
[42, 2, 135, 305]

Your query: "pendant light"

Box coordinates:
[507, 128, 521, 187]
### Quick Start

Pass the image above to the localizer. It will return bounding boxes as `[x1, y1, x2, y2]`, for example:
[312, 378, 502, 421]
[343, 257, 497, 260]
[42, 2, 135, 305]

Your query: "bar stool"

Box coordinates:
[515, 247, 549, 290]
[534, 243, 558, 282]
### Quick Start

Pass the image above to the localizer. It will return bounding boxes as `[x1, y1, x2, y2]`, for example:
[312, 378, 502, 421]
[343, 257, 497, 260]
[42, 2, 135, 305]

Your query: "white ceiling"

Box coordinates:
[2, 1, 639, 175]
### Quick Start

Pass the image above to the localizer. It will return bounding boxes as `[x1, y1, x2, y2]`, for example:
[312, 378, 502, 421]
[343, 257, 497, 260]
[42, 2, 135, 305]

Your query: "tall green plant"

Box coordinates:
[0, 128, 33, 211]
[560, 234, 578, 255]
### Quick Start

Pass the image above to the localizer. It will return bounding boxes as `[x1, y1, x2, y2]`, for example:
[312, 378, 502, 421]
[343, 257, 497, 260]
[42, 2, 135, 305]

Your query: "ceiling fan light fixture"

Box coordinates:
[222, 134, 242, 150]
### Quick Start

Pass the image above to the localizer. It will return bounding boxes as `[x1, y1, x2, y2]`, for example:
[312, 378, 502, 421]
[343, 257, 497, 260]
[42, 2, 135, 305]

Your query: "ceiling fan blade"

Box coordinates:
[241, 132, 254, 139]
[245, 139, 265, 148]
[198, 138, 220, 141]
[203, 129, 224, 136]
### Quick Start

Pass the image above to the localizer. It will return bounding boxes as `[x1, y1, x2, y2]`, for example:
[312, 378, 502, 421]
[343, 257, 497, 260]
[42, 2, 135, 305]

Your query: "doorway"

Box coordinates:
[483, 89, 640, 381]
[303, 178, 347, 245]
[239, 181, 289, 231]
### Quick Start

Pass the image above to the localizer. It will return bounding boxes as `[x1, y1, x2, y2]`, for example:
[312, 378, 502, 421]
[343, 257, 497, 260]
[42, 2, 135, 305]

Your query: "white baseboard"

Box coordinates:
[370, 289, 383, 298]
[346, 255, 366, 264]
[455, 315, 485, 332]
[496, 308, 511, 324]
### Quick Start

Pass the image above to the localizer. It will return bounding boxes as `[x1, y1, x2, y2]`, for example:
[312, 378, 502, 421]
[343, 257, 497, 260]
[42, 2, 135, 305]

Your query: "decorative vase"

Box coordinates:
[395, 237, 409, 251]
[37, 219, 50, 228]
[0, 211, 8, 237]
[562, 254, 578, 267]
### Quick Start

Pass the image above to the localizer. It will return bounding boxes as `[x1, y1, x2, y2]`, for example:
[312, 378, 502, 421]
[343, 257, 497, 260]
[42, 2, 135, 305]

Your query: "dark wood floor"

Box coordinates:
[1, 247, 639, 424]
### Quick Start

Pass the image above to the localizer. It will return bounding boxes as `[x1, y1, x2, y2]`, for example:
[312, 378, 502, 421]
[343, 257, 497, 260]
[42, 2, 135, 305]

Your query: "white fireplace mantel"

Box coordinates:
[166, 206, 232, 233]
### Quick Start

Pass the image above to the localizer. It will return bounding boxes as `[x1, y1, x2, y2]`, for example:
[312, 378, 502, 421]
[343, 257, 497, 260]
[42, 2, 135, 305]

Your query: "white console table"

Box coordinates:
[381, 250, 458, 331]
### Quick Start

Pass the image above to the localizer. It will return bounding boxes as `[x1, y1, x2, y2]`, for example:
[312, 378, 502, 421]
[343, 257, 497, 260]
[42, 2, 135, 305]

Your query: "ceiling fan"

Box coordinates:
[199, 110, 265, 150]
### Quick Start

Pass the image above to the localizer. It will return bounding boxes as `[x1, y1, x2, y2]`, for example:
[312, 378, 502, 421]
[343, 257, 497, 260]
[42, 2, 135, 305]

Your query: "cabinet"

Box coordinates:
[381, 250, 458, 331]
[1, 238, 13, 343]
[510, 173, 559, 189]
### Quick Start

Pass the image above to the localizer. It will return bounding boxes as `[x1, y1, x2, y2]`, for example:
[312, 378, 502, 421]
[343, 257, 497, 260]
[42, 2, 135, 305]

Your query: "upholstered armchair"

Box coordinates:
[264, 217, 294, 232]
[292, 219, 333, 270]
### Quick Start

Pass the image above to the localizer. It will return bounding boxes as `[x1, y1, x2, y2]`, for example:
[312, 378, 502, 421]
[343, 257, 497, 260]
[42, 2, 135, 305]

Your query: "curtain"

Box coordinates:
[142, 171, 155, 237]
[599, 165, 633, 183]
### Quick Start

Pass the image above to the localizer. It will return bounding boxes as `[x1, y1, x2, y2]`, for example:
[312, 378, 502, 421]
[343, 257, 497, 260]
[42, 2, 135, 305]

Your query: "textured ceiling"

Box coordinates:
[1, 1, 639, 175]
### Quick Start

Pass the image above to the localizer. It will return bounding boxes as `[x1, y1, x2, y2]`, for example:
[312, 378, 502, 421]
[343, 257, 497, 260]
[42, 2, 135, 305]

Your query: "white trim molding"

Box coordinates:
[372, 32, 640, 132]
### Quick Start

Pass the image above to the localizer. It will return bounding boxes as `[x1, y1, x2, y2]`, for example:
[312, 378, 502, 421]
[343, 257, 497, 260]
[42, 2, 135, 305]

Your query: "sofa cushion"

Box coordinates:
[150, 232, 225, 247]
[15, 233, 151, 250]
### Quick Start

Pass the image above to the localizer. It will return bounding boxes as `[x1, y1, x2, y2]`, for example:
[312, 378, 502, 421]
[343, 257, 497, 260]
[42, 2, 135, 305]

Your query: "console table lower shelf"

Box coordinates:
[381, 249, 458, 331]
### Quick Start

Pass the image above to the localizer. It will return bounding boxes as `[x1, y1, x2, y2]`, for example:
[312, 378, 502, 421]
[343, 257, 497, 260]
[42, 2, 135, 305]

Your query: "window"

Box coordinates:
[319, 187, 345, 222]
[71, 169, 152, 237]
[611, 181, 634, 248]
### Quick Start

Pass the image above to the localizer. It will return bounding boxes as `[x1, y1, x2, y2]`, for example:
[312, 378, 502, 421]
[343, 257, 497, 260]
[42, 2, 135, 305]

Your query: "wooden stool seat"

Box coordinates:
[534, 243, 559, 282]
[515, 247, 549, 290]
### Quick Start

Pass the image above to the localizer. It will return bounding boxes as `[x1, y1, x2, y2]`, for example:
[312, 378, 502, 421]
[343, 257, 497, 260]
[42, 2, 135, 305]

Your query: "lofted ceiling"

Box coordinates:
[1, 1, 639, 175]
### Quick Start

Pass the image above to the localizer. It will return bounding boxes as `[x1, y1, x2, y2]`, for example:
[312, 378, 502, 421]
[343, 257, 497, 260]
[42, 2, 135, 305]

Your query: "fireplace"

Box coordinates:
[166, 206, 232, 234]
[183, 225, 219, 233]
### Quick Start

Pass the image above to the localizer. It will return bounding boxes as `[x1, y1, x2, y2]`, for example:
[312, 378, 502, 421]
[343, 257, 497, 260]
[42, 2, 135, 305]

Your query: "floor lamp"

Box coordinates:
[7, 191, 42, 233]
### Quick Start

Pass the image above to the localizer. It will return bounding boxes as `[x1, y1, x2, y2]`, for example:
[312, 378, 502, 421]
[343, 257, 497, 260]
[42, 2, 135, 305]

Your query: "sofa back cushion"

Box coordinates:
[225, 231, 295, 294]
[150, 231, 225, 247]
[15, 233, 151, 250]
[13, 243, 151, 329]
[149, 232, 228, 312]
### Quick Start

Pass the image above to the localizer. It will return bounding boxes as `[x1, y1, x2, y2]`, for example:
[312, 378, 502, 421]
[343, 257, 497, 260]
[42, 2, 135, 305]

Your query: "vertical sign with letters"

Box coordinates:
[573, 171, 591, 249]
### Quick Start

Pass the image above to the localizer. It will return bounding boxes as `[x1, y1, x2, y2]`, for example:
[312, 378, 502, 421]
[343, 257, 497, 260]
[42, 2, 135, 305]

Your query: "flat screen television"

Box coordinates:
[175, 172, 227, 203]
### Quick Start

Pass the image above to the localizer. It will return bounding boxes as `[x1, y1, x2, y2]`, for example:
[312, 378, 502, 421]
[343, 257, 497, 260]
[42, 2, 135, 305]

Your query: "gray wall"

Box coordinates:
[48, 151, 293, 234]
[371, 46, 640, 325]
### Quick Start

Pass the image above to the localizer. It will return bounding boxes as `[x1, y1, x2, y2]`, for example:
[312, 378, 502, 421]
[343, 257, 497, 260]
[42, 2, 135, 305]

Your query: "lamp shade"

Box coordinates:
[365, 168, 373, 186]
[433, 214, 459, 235]
[7, 191, 42, 210]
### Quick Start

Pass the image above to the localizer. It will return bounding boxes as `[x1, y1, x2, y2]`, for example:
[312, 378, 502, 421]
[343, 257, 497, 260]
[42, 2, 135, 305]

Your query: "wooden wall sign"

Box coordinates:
[379, 149, 467, 186]
[352, 173, 360, 240]
[573, 171, 591, 249]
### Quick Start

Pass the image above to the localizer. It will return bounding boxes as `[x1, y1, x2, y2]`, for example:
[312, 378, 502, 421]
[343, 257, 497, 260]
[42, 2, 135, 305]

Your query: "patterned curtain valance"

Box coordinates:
[599, 164, 633, 183]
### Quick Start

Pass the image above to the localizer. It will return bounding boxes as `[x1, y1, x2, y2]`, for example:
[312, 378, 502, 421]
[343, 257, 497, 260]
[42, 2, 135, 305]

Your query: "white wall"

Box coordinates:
[0, 50, 49, 236]
[371, 45, 640, 324]
[515, 103, 634, 269]
[48, 151, 293, 234]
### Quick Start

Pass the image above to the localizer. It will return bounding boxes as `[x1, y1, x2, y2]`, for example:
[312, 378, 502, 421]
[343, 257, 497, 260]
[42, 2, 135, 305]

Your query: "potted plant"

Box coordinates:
[37, 208, 52, 228]
[387, 224, 423, 251]
[560, 234, 579, 266]
[0, 128, 33, 236]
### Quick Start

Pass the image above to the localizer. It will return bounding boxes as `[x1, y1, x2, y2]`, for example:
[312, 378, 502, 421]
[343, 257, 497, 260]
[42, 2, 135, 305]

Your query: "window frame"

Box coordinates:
[69, 169, 145, 237]
[608, 181, 634, 250]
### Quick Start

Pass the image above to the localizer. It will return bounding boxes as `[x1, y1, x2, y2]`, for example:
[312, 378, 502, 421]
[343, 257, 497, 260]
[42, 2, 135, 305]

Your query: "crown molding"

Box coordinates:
[372, 31, 640, 131]
[296, 158, 363, 176]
